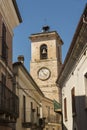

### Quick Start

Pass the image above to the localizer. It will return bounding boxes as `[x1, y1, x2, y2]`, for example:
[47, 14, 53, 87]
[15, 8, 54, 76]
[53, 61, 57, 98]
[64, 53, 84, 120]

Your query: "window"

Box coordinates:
[31, 102, 34, 123]
[58, 46, 61, 63]
[84, 73, 87, 108]
[23, 95, 26, 122]
[37, 107, 39, 116]
[1, 73, 6, 98]
[40, 44, 47, 59]
[71, 87, 76, 116]
[1, 73, 6, 86]
[84, 73, 87, 92]
[64, 98, 67, 121]
[31, 102, 33, 109]
[2, 23, 8, 62]
[2, 23, 6, 41]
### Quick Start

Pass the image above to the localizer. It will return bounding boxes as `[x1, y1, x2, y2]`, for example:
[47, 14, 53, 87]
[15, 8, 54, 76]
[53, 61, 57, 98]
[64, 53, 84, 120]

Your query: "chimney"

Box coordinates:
[18, 55, 24, 64]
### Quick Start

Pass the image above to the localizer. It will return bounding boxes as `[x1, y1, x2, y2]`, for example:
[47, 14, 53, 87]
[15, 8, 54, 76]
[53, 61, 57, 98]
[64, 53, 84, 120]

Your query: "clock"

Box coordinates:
[38, 67, 51, 80]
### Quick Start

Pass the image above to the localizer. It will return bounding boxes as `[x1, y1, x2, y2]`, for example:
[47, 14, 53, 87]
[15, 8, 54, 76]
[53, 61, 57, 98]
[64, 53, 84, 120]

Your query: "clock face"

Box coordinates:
[38, 67, 50, 80]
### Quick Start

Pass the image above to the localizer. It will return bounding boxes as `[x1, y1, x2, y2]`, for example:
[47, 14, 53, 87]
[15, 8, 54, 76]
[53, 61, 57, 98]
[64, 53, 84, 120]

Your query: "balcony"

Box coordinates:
[22, 118, 45, 129]
[45, 114, 60, 124]
[22, 108, 45, 129]
[22, 122, 32, 128]
[39, 117, 46, 128]
[53, 100, 62, 114]
[22, 109, 37, 128]
[0, 81, 19, 123]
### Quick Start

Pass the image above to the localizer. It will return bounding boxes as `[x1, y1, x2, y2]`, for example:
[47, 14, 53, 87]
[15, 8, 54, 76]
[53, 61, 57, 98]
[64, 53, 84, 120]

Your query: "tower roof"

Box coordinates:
[29, 30, 63, 45]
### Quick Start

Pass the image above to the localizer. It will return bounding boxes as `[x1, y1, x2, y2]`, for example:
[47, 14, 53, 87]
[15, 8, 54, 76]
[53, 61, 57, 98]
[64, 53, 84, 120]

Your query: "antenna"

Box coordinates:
[44, 18, 47, 25]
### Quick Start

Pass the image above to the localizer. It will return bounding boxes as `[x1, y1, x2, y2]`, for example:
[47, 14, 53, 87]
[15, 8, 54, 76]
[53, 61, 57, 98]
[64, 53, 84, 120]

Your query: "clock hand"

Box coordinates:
[43, 70, 48, 76]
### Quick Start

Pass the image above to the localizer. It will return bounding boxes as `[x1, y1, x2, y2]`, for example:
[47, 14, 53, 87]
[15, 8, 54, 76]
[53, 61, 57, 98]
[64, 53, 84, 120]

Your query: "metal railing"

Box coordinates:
[0, 81, 19, 118]
[45, 114, 60, 123]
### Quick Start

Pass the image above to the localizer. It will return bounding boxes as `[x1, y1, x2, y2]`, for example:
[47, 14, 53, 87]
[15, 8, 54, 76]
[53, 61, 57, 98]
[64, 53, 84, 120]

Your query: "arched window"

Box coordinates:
[40, 44, 47, 59]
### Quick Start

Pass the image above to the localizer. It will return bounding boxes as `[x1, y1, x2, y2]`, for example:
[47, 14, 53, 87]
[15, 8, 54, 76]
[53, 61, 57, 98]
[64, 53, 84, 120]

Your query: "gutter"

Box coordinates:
[12, 0, 22, 23]
[56, 4, 87, 86]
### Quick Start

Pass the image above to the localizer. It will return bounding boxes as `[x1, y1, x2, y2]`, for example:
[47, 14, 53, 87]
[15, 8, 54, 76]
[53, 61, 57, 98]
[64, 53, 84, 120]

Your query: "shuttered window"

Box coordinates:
[64, 98, 67, 121]
[2, 23, 8, 63]
[71, 87, 76, 116]
[23, 95, 26, 122]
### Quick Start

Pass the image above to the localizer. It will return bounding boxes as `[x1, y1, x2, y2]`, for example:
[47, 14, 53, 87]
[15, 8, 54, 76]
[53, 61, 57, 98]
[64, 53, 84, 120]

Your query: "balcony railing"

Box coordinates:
[45, 114, 60, 124]
[39, 117, 45, 128]
[22, 108, 45, 129]
[0, 81, 19, 122]
[22, 118, 45, 129]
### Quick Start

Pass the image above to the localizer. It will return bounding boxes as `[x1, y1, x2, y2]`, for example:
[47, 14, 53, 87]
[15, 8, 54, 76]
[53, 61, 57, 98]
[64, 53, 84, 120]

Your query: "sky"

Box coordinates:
[13, 0, 87, 71]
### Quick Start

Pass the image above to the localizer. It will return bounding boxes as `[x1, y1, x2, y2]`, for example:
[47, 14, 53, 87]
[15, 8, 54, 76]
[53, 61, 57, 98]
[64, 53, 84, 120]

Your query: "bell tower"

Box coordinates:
[29, 26, 63, 102]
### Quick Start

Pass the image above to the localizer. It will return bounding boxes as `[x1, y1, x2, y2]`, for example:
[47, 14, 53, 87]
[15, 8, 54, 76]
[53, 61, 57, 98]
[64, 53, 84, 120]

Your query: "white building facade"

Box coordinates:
[13, 61, 45, 130]
[57, 5, 87, 130]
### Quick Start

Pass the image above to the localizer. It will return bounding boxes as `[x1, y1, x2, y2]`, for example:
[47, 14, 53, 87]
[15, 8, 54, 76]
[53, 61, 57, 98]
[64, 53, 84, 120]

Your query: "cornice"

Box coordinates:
[56, 4, 87, 87]
[0, 60, 13, 77]
[29, 31, 63, 44]
[13, 62, 44, 97]
[12, 0, 22, 23]
[0, 0, 22, 35]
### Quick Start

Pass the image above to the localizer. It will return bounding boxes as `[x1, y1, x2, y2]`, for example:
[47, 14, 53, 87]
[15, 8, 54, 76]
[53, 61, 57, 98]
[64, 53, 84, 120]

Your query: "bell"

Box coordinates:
[42, 49, 46, 54]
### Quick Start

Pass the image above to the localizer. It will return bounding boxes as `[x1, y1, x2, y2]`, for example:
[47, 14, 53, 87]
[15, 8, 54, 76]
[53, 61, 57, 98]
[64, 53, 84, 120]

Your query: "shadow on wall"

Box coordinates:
[63, 95, 87, 130]
[74, 95, 87, 130]
[62, 124, 68, 130]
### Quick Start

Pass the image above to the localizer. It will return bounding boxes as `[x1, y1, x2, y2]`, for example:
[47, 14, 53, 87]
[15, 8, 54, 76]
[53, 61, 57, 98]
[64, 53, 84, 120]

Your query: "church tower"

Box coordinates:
[29, 26, 63, 102]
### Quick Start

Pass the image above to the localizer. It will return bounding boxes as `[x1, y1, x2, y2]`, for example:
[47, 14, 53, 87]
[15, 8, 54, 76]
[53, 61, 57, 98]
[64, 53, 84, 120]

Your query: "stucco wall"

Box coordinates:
[62, 50, 87, 130]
